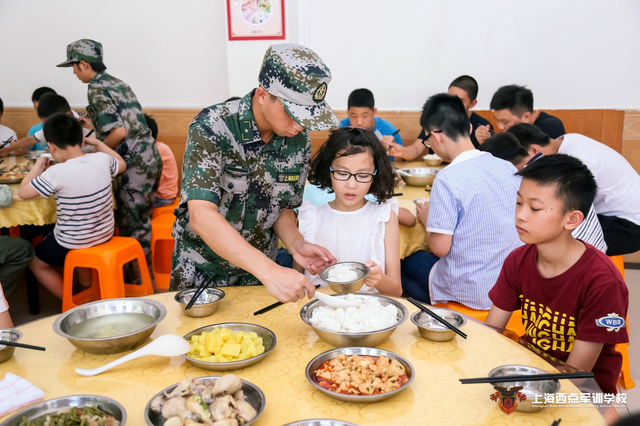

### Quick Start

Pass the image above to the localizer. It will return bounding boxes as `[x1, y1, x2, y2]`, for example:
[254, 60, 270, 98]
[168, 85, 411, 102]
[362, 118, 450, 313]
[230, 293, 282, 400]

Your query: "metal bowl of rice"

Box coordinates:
[300, 293, 408, 347]
[319, 261, 370, 294]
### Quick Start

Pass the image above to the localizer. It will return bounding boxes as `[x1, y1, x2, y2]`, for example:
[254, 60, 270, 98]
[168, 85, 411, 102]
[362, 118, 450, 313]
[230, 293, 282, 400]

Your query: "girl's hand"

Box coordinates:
[363, 260, 383, 288]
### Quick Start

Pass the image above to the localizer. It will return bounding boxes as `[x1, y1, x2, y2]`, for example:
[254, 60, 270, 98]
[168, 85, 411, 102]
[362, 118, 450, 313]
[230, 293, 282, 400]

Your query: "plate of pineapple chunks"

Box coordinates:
[183, 322, 277, 371]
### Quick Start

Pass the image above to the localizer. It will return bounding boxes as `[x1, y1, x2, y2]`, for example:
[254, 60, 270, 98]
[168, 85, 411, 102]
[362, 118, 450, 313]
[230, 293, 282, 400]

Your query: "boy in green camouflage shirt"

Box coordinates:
[58, 39, 162, 280]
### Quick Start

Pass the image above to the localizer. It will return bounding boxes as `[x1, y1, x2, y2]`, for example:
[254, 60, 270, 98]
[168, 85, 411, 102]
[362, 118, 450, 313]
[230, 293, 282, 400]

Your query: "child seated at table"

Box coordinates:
[410, 94, 521, 307]
[27, 87, 57, 150]
[0, 283, 14, 328]
[339, 89, 403, 159]
[0, 97, 18, 149]
[296, 127, 402, 297]
[18, 113, 126, 300]
[485, 154, 629, 394]
[144, 114, 178, 208]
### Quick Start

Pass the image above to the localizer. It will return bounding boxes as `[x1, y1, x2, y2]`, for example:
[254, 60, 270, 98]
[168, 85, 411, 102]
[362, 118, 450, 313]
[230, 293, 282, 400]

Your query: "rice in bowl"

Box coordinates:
[309, 295, 400, 333]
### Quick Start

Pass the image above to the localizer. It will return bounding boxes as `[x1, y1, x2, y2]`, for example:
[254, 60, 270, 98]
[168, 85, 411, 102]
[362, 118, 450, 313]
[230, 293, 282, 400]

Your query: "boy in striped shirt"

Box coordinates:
[18, 113, 126, 300]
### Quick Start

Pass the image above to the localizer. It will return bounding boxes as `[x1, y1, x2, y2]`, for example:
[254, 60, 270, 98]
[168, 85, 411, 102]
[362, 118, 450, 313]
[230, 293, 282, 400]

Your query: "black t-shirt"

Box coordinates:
[417, 112, 492, 150]
[533, 111, 565, 138]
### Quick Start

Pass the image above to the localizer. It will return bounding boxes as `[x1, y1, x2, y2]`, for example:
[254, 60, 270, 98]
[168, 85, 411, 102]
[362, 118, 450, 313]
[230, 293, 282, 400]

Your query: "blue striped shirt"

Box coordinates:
[31, 152, 118, 249]
[427, 150, 523, 310]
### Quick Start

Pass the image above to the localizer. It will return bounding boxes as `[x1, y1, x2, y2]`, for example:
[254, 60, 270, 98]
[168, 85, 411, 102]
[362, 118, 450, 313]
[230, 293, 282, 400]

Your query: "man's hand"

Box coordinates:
[290, 241, 336, 276]
[380, 135, 395, 150]
[388, 141, 405, 158]
[416, 201, 430, 227]
[78, 115, 94, 130]
[363, 260, 383, 288]
[261, 264, 317, 302]
[475, 125, 492, 144]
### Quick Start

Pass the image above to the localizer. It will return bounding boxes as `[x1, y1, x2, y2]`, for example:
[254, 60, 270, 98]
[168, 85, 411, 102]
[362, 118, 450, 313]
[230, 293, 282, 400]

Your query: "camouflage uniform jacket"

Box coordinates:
[87, 71, 160, 166]
[170, 92, 310, 290]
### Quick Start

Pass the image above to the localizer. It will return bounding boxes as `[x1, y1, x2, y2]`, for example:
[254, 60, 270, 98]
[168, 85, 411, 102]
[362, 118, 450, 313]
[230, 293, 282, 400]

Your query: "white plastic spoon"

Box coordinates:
[75, 334, 191, 377]
[312, 290, 360, 309]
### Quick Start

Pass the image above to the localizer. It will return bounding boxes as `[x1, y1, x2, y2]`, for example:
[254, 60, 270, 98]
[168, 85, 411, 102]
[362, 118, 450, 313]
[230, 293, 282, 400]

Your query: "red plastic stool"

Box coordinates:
[62, 236, 154, 312]
[151, 214, 176, 292]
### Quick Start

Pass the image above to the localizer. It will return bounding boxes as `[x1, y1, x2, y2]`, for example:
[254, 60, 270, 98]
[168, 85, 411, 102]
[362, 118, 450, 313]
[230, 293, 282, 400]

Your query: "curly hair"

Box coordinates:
[308, 127, 395, 202]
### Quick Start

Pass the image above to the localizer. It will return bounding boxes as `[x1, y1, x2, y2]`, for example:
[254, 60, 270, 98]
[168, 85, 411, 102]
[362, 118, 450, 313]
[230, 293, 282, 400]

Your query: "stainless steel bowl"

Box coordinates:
[182, 322, 276, 371]
[300, 293, 408, 347]
[175, 287, 225, 317]
[305, 347, 414, 403]
[144, 376, 265, 425]
[397, 167, 440, 187]
[411, 309, 467, 342]
[0, 329, 22, 364]
[52, 298, 167, 355]
[1, 395, 127, 425]
[423, 157, 442, 167]
[319, 262, 370, 294]
[283, 420, 360, 426]
[488, 365, 561, 413]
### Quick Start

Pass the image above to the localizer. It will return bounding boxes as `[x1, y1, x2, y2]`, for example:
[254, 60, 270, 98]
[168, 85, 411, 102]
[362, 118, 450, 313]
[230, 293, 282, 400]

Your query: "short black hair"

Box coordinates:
[420, 93, 470, 141]
[516, 154, 596, 217]
[89, 62, 107, 73]
[37, 93, 71, 118]
[347, 88, 375, 110]
[479, 133, 529, 166]
[43, 113, 83, 148]
[31, 87, 57, 103]
[308, 127, 395, 202]
[507, 123, 550, 150]
[490, 85, 534, 116]
[449, 75, 479, 101]
[0, 97, 3, 115]
[144, 114, 158, 140]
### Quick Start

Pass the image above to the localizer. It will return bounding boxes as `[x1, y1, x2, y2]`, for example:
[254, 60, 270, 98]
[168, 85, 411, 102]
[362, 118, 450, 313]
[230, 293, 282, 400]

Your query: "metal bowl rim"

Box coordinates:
[0, 394, 127, 425]
[181, 322, 277, 366]
[52, 297, 167, 341]
[282, 420, 360, 426]
[410, 309, 467, 330]
[300, 294, 409, 335]
[488, 364, 560, 386]
[319, 261, 370, 284]
[304, 346, 415, 402]
[398, 167, 440, 176]
[174, 287, 226, 305]
[143, 375, 265, 426]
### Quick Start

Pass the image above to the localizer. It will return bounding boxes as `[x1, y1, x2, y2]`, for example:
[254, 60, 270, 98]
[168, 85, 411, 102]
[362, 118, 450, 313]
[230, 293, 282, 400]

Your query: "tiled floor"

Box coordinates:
[6, 269, 640, 419]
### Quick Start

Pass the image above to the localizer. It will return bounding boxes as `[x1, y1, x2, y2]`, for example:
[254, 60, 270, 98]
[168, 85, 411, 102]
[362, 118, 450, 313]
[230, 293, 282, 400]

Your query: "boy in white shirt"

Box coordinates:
[507, 123, 640, 256]
[18, 113, 126, 299]
[413, 94, 522, 309]
[0, 98, 18, 150]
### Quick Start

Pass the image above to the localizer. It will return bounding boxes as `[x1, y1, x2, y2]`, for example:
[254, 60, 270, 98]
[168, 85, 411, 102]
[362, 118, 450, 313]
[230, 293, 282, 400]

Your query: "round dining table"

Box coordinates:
[0, 287, 608, 425]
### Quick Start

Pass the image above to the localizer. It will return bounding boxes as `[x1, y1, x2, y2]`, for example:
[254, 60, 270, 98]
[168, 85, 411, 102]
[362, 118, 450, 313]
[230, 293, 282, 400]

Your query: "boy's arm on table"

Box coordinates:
[364, 210, 402, 297]
[389, 139, 426, 161]
[0, 135, 38, 156]
[485, 305, 513, 329]
[84, 135, 126, 173]
[566, 340, 604, 373]
[415, 200, 452, 257]
[17, 157, 48, 200]
[0, 311, 14, 328]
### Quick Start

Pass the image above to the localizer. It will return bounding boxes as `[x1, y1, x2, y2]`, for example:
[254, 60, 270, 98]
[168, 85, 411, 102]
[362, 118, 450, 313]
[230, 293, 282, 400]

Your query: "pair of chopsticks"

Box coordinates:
[0, 136, 14, 149]
[407, 298, 467, 339]
[551, 420, 562, 426]
[0, 340, 45, 351]
[254, 284, 321, 315]
[459, 371, 593, 385]
[185, 281, 209, 310]
[391, 129, 401, 137]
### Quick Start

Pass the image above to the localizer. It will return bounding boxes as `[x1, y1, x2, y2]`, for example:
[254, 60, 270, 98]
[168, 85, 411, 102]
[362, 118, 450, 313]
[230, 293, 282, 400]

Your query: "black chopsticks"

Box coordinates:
[551, 419, 562, 426]
[459, 371, 593, 385]
[408, 297, 467, 339]
[185, 281, 210, 310]
[254, 284, 321, 315]
[0, 340, 45, 351]
[391, 129, 401, 136]
[393, 193, 403, 197]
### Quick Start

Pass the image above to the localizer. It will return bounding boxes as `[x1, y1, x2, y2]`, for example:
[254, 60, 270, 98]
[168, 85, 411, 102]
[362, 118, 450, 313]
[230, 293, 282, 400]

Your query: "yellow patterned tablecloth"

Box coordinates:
[0, 182, 56, 228]
[0, 288, 606, 425]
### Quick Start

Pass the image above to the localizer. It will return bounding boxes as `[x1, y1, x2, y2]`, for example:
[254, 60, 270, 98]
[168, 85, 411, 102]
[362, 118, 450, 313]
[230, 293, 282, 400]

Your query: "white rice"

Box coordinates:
[326, 265, 358, 283]
[309, 295, 399, 332]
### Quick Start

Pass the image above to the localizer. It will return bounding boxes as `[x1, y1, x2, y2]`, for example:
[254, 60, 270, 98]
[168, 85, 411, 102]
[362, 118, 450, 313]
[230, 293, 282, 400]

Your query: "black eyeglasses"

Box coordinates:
[421, 130, 443, 149]
[330, 167, 377, 183]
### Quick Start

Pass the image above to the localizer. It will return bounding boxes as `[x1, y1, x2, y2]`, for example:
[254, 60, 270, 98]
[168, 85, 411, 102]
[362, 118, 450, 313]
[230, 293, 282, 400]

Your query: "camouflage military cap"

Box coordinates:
[259, 43, 338, 132]
[56, 39, 103, 67]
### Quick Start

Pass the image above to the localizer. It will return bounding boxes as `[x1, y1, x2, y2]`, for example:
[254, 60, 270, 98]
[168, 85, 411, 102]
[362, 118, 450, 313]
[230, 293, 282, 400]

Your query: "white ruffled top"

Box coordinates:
[298, 198, 399, 293]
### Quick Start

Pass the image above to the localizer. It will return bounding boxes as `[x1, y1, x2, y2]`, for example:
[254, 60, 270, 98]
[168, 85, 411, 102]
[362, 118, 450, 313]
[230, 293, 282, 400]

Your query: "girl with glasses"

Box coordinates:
[296, 127, 402, 296]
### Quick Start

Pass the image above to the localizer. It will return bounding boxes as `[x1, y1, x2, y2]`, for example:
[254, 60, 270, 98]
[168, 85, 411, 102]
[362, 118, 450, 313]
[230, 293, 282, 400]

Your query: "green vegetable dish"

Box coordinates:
[19, 405, 120, 426]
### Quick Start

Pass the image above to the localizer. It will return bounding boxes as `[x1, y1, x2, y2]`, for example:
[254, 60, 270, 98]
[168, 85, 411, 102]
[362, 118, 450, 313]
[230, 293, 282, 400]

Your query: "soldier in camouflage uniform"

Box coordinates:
[57, 39, 162, 280]
[172, 44, 338, 303]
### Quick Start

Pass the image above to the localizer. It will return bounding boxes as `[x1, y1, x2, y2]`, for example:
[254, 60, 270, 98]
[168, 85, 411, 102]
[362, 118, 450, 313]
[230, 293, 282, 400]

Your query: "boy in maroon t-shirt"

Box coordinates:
[486, 154, 629, 394]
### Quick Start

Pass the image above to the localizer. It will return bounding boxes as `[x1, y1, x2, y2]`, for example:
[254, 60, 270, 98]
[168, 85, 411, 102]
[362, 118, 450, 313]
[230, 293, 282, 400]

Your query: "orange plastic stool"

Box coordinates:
[434, 302, 526, 336]
[151, 214, 176, 292]
[608, 255, 634, 389]
[152, 198, 180, 219]
[62, 236, 154, 312]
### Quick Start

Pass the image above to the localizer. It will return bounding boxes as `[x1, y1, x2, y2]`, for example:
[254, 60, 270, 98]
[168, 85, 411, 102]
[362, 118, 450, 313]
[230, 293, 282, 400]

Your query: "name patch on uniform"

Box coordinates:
[595, 313, 625, 332]
[278, 173, 300, 183]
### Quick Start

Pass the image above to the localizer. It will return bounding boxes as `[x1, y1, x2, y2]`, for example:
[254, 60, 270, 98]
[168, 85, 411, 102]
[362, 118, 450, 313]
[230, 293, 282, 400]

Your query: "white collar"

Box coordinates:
[448, 149, 487, 167]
